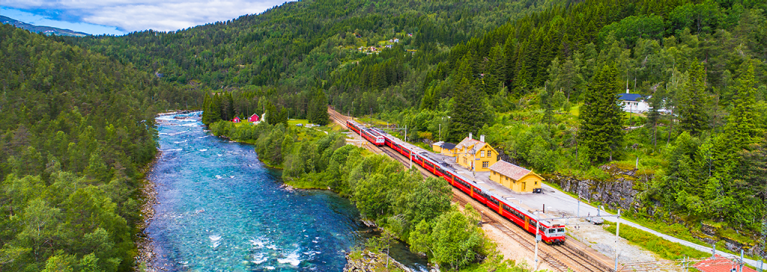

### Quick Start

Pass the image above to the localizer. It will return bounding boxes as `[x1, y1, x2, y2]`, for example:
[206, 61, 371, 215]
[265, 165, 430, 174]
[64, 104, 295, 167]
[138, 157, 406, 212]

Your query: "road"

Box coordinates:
[513, 183, 762, 268]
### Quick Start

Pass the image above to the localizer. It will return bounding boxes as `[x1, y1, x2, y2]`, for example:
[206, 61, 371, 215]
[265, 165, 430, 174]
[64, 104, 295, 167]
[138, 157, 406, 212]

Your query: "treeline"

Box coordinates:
[57, 0, 558, 126]
[0, 25, 201, 271]
[60, 0, 556, 88]
[207, 121, 495, 270]
[200, 88, 329, 126]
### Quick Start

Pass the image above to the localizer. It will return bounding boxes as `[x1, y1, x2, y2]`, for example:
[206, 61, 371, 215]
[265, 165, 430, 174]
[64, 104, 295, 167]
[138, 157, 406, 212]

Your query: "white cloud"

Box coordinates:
[1, 0, 291, 32]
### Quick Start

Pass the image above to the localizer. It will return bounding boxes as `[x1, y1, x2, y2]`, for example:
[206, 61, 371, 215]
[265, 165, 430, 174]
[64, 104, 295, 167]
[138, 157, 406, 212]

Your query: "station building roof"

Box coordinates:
[441, 142, 456, 150]
[489, 160, 536, 181]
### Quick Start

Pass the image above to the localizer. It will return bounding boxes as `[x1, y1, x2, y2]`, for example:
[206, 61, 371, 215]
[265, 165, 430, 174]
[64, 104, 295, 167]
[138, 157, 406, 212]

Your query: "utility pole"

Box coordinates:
[615, 209, 621, 272]
[577, 192, 581, 218]
[740, 249, 744, 272]
[410, 148, 413, 169]
[534, 212, 540, 271]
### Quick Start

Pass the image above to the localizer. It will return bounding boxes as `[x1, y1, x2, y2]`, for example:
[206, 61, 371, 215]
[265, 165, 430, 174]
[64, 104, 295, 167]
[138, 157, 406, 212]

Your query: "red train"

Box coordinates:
[347, 121, 566, 244]
[347, 120, 384, 146]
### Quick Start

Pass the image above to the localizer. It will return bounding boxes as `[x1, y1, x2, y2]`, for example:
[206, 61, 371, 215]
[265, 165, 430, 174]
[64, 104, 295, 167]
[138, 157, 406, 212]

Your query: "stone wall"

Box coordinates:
[545, 165, 766, 260]
[545, 164, 648, 212]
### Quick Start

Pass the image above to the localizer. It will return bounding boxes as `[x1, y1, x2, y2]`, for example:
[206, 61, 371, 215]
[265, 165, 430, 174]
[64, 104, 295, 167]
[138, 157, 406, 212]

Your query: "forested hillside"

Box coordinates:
[0, 24, 201, 271]
[195, 0, 767, 253]
[7, 0, 766, 265]
[61, 0, 558, 120]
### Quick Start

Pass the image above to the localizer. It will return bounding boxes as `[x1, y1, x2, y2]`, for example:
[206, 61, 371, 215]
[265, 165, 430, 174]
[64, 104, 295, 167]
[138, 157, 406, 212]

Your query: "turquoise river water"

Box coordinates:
[146, 112, 427, 271]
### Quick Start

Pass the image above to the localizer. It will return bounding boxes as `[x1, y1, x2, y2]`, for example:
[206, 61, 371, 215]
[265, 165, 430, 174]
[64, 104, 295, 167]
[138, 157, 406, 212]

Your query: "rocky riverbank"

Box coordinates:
[344, 250, 421, 272]
[135, 152, 162, 271]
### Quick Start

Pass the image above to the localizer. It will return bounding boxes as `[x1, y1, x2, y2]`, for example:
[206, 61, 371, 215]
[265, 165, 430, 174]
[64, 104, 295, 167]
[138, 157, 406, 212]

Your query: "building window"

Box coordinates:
[482, 161, 489, 168]
[480, 151, 485, 157]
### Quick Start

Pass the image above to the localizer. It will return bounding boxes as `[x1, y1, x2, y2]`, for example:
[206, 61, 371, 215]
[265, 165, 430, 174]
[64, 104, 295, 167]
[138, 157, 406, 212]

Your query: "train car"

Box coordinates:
[353, 120, 566, 244]
[346, 120, 362, 134]
[361, 128, 385, 146]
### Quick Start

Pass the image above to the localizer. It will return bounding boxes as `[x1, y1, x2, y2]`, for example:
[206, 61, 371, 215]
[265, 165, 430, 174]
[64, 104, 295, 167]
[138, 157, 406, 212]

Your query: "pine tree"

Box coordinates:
[309, 89, 330, 125]
[202, 93, 212, 124]
[646, 88, 664, 149]
[725, 61, 759, 149]
[578, 65, 624, 164]
[206, 94, 222, 124]
[448, 78, 486, 142]
[678, 59, 709, 136]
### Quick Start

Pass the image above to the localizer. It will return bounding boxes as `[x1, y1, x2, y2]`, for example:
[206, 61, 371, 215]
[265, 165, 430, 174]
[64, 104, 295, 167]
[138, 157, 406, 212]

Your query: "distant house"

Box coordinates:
[455, 133, 497, 172]
[385, 45, 392, 49]
[407, 33, 413, 37]
[248, 114, 260, 122]
[617, 89, 650, 113]
[489, 161, 543, 193]
[232, 117, 241, 123]
[370, 46, 377, 52]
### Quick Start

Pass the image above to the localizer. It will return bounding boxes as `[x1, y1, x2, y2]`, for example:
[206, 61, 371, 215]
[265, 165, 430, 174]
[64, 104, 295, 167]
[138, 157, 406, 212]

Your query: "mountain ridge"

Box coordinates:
[1, 14, 89, 37]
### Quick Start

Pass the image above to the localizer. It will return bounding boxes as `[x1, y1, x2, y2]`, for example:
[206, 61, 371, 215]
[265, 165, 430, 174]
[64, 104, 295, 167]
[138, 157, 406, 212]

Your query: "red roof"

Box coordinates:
[693, 255, 757, 272]
[488, 160, 533, 181]
[248, 114, 259, 122]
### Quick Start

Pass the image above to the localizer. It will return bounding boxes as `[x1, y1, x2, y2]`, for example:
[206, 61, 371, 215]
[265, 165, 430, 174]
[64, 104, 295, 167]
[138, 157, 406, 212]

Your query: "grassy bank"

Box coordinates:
[602, 221, 709, 260]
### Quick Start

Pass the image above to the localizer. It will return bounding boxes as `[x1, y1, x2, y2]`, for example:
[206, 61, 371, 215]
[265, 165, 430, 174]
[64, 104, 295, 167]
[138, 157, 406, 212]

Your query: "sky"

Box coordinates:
[0, 0, 292, 35]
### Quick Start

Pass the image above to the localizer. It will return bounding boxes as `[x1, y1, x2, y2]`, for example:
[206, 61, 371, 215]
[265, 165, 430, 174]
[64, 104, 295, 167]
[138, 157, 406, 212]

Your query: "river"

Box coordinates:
[145, 112, 427, 271]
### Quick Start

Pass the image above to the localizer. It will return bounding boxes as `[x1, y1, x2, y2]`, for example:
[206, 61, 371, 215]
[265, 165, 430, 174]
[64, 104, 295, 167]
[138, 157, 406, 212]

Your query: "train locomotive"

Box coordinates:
[347, 120, 385, 146]
[347, 120, 566, 245]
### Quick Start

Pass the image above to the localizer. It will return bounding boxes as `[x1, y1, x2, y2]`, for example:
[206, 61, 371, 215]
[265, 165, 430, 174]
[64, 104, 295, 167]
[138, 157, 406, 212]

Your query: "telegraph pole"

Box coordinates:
[534, 212, 540, 271]
[615, 209, 621, 272]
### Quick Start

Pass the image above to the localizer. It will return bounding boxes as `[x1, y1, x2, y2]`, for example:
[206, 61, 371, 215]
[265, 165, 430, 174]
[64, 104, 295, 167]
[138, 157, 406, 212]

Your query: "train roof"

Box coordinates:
[381, 130, 556, 227]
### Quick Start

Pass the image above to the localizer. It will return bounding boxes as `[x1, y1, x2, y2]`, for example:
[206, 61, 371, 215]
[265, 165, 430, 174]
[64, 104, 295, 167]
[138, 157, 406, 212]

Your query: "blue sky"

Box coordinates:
[1, 0, 291, 35]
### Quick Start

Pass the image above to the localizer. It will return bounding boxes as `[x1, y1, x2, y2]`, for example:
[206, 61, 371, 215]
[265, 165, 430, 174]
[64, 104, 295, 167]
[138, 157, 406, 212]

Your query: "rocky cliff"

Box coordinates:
[545, 164, 765, 261]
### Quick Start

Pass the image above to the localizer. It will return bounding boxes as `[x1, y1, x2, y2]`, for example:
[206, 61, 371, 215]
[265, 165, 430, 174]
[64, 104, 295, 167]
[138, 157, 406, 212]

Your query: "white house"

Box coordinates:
[617, 89, 650, 113]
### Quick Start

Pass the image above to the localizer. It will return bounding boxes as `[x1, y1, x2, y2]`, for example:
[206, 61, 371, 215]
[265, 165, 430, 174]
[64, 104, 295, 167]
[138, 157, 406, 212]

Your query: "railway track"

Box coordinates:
[328, 107, 611, 272]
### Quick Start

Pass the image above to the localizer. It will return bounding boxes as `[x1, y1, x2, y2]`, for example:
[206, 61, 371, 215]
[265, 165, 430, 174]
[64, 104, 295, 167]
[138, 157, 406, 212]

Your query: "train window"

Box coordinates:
[558, 228, 565, 233]
[548, 229, 555, 234]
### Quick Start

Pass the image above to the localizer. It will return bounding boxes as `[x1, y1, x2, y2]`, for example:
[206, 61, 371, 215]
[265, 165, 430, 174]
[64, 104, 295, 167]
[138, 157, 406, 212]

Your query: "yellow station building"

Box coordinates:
[489, 160, 543, 193]
[432, 141, 458, 157]
[454, 134, 497, 172]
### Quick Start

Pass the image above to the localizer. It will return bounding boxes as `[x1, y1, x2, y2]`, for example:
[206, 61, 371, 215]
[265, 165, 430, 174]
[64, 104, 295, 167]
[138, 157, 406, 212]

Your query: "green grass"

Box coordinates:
[568, 103, 583, 117]
[602, 221, 710, 260]
[287, 119, 309, 126]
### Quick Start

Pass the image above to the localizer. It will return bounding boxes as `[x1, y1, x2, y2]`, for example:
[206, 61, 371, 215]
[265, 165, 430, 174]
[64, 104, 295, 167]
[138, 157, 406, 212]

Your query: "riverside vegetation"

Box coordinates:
[0, 25, 201, 271]
[206, 119, 532, 271]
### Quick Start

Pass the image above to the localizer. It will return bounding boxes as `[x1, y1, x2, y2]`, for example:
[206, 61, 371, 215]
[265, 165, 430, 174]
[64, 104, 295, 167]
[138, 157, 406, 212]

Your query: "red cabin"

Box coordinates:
[232, 117, 241, 123]
[248, 114, 260, 122]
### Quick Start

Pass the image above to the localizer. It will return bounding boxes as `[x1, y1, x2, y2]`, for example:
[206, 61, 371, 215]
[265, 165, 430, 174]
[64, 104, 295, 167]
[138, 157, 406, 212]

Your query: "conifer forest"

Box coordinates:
[2, 0, 767, 270]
